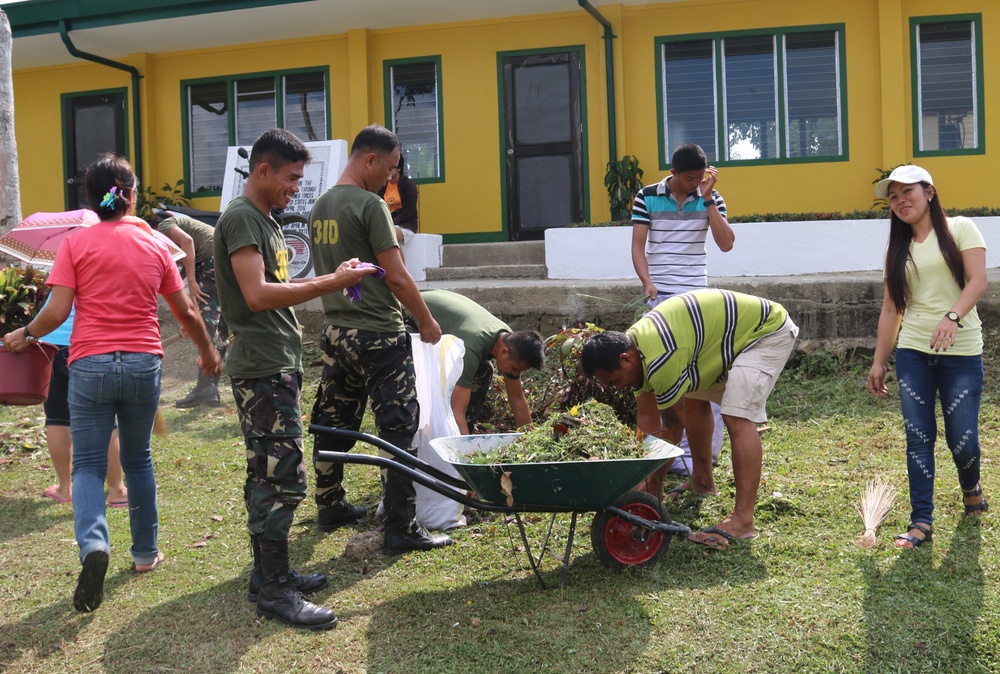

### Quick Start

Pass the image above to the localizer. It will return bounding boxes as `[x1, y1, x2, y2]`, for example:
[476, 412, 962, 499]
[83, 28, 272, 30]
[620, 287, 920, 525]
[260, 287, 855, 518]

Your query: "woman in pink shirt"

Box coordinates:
[3, 155, 221, 612]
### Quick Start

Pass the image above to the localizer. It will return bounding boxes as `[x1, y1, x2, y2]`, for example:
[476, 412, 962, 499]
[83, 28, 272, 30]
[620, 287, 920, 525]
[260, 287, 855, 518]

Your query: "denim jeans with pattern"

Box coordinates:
[895, 348, 983, 526]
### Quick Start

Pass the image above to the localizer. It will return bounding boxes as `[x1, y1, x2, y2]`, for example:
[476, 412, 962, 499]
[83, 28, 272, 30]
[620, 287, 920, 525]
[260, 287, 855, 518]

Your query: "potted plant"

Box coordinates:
[0, 264, 59, 405]
[604, 155, 643, 222]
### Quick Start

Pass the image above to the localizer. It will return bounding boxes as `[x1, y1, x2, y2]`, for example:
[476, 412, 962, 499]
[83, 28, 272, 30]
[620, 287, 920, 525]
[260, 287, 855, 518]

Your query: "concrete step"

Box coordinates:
[425, 263, 547, 281]
[441, 241, 545, 267]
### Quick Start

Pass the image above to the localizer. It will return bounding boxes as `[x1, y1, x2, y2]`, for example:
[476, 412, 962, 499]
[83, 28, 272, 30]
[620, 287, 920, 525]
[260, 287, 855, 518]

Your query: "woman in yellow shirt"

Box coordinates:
[868, 165, 989, 548]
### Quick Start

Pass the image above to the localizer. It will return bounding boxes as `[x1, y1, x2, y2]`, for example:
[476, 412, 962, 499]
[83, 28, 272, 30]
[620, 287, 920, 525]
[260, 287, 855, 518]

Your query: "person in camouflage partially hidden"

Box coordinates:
[157, 214, 229, 407]
[308, 123, 452, 553]
[213, 128, 377, 631]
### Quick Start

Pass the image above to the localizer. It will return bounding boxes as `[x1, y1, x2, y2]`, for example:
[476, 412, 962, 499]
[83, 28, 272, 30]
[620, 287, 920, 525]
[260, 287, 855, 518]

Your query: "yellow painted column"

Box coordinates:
[133, 52, 154, 185]
[347, 28, 371, 135]
[877, 0, 908, 166]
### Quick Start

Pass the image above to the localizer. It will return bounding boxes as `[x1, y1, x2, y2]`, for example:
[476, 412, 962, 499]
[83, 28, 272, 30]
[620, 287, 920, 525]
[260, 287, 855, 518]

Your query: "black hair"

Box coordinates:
[670, 144, 708, 173]
[502, 330, 545, 370]
[394, 152, 408, 177]
[84, 153, 136, 221]
[884, 183, 964, 312]
[351, 124, 400, 156]
[249, 128, 311, 171]
[580, 331, 632, 378]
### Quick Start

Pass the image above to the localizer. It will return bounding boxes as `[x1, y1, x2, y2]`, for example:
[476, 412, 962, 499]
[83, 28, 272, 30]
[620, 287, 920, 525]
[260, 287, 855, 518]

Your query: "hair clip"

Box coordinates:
[99, 186, 119, 210]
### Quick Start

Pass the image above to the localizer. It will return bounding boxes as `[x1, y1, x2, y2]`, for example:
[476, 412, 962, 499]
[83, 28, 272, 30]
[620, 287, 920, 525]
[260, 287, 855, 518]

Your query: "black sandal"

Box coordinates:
[894, 522, 932, 548]
[963, 484, 990, 516]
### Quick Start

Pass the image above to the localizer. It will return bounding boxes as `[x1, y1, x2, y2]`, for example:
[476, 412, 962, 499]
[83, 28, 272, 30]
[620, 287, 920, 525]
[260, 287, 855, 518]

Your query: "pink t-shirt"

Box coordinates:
[47, 216, 184, 364]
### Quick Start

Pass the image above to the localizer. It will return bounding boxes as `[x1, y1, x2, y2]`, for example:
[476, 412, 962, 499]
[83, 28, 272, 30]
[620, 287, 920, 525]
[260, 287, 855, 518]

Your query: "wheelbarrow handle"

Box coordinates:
[313, 448, 572, 515]
[308, 424, 469, 491]
[604, 505, 693, 538]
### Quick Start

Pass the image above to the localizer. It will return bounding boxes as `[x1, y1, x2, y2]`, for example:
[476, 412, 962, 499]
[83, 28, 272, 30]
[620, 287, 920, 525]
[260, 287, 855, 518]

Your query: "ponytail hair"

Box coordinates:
[84, 154, 137, 221]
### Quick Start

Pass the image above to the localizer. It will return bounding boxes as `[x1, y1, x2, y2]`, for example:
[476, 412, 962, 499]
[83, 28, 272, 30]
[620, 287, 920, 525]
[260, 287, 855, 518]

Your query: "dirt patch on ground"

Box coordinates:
[159, 331, 216, 405]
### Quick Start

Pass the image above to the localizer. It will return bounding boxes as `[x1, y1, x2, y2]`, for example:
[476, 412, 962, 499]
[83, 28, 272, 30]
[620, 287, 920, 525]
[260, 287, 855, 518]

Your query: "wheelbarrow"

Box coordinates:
[310, 425, 692, 588]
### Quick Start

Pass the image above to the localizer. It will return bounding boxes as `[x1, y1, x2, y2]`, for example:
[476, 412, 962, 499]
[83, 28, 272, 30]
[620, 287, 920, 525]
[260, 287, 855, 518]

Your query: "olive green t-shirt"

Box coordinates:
[214, 196, 302, 378]
[421, 289, 511, 388]
[156, 214, 215, 262]
[309, 184, 403, 332]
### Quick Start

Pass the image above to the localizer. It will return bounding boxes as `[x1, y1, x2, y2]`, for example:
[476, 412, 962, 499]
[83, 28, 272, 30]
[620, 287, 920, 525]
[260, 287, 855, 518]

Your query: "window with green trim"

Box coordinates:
[185, 70, 327, 194]
[658, 26, 845, 164]
[384, 58, 443, 181]
[912, 16, 982, 154]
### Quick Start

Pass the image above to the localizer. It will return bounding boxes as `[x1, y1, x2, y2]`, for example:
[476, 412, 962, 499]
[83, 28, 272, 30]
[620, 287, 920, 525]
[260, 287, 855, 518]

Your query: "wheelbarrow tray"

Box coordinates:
[429, 433, 683, 510]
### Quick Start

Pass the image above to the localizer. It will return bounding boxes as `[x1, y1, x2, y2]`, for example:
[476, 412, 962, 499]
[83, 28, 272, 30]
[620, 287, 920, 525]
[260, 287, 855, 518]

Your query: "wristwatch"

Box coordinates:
[703, 197, 716, 207]
[23, 325, 38, 344]
[944, 311, 964, 328]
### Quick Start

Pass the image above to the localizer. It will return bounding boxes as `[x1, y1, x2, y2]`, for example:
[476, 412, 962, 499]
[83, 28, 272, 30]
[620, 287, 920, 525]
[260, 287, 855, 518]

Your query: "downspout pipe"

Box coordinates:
[59, 20, 143, 186]
[578, 0, 617, 162]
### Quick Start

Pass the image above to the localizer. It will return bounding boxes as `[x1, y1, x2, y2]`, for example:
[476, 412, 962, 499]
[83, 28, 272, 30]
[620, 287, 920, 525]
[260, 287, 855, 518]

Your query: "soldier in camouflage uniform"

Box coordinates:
[158, 214, 229, 407]
[214, 128, 377, 631]
[308, 124, 452, 553]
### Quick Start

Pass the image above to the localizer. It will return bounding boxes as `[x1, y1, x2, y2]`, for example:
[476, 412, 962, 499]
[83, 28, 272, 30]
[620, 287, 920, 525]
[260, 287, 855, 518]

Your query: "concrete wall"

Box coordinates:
[276, 272, 1000, 348]
[546, 217, 1000, 279]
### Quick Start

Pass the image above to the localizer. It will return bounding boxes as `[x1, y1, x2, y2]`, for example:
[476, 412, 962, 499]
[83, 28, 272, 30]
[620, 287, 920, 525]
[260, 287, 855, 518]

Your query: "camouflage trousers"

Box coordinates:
[466, 359, 495, 429]
[188, 257, 229, 356]
[231, 373, 307, 542]
[310, 325, 419, 535]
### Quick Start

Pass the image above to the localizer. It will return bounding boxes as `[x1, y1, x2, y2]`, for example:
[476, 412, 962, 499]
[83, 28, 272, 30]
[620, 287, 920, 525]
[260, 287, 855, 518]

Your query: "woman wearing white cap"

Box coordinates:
[868, 165, 989, 548]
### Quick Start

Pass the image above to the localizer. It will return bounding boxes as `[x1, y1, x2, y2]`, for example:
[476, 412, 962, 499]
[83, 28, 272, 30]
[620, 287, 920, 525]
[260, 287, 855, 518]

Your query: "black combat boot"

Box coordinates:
[247, 534, 328, 603]
[175, 372, 221, 408]
[316, 501, 367, 532]
[381, 471, 453, 554]
[383, 525, 454, 553]
[255, 539, 337, 630]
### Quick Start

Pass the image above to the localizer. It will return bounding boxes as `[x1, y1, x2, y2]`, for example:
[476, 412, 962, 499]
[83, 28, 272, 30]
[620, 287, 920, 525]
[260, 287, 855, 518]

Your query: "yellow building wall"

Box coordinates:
[365, 12, 609, 236]
[13, 60, 136, 215]
[9, 0, 1000, 232]
[620, 0, 999, 215]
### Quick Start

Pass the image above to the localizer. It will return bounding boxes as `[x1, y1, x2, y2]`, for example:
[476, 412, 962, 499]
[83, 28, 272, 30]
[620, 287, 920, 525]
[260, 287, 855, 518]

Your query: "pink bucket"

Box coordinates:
[0, 341, 60, 405]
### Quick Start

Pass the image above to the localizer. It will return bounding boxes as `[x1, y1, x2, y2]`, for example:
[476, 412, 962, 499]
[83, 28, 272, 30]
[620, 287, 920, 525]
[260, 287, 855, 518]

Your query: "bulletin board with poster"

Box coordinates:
[219, 139, 349, 279]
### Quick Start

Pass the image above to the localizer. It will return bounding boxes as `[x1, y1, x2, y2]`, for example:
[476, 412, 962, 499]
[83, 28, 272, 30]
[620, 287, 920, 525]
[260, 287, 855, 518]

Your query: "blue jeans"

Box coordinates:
[895, 348, 983, 527]
[69, 352, 162, 566]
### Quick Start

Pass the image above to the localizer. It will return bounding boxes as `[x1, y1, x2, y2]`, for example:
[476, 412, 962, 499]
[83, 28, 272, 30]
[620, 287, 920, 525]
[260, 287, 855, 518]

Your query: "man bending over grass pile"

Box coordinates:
[580, 289, 798, 551]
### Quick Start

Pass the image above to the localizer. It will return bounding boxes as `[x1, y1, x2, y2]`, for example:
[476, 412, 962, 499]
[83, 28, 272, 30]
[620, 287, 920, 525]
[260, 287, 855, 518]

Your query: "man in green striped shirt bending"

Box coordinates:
[581, 289, 798, 551]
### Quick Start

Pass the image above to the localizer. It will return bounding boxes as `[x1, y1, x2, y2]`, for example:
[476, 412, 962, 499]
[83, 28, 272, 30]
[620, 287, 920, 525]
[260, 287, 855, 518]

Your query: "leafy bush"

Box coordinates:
[0, 266, 50, 337]
[474, 322, 637, 433]
[135, 179, 191, 224]
[605, 155, 644, 222]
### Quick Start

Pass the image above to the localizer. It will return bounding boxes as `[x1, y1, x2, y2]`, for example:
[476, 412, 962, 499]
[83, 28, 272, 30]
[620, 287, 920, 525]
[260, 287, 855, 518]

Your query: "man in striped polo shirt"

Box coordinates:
[581, 289, 798, 551]
[631, 143, 736, 488]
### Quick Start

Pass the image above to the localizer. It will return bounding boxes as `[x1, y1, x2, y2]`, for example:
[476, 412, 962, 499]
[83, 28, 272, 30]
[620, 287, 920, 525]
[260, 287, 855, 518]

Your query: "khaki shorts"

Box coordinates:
[685, 318, 799, 423]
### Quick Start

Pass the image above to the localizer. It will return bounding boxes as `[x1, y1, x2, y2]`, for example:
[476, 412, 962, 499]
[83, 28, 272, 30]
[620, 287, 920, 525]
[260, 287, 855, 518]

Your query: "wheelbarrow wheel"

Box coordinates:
[591, 490, 670, 569]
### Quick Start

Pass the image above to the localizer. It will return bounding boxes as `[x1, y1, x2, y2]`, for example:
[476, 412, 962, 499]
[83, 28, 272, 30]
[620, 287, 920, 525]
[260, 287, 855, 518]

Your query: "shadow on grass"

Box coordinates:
[101, 577, 266, 673]
[0, 495, 73, 545]
[363, 575, 657, 672]
[860, 519, 985, 671]
[0, 568, 140, 671]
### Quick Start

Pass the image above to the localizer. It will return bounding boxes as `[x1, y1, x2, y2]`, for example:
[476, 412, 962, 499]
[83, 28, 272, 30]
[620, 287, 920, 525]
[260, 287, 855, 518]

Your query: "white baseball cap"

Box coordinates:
[874, 165, 934, 199]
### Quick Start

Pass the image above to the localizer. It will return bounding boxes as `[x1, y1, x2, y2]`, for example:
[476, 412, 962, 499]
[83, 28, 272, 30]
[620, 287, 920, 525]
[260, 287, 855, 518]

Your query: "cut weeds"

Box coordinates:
[0, 331, 999, 673]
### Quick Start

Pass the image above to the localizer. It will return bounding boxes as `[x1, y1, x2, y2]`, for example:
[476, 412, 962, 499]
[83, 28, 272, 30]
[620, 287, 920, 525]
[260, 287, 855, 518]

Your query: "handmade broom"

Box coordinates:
[855, 476, 897, 548]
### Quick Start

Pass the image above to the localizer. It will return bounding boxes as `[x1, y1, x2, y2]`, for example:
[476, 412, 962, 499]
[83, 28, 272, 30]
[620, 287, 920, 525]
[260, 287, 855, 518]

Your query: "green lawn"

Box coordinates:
[0, 346, 997, 673]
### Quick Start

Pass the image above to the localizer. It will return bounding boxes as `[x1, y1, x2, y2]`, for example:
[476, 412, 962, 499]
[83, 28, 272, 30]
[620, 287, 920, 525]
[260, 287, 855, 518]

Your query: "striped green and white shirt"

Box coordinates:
[628, 289, 788, 409]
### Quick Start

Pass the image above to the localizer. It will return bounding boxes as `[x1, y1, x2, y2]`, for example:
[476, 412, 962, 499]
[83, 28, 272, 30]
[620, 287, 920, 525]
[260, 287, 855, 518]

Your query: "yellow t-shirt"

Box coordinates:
[896, 216, 985, 356]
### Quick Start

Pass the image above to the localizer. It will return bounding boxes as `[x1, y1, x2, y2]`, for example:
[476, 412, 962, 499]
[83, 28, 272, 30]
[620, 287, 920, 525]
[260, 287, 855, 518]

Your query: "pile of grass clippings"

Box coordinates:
[465, 400, 645, 464]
